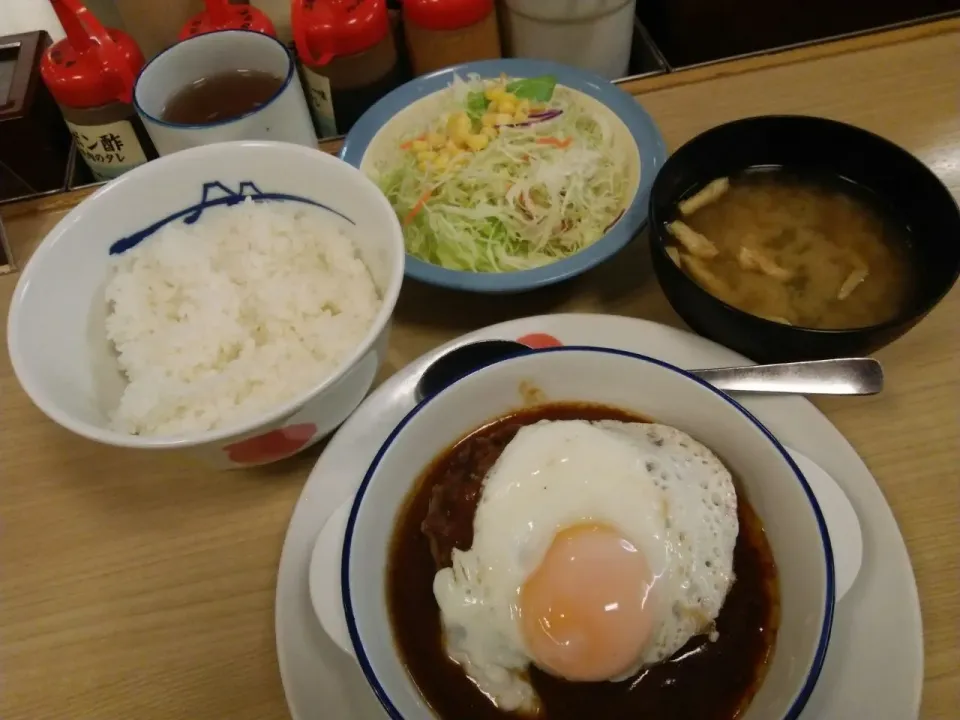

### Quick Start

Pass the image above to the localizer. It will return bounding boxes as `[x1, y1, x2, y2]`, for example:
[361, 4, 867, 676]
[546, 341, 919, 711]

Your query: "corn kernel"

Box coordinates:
[501, 92, 517, 104]
[446, 112, 471, 138]
[466, 133, 489, 152]
[427, 132, 446, 149]
[482, 126, 498, 139]
[485, 86, 505, 102]
[514, 110, 528, 123]
[416, 150, 437, 162]
[499, 100, 516, 115]
[411, 140, 430, 152]
[445, 140, 461, 154]
[417, 161, 428, 172]
[480, 113, 497, 127]
[517, 99, 531, 115]
[434, 152, 450, 169]
[495, 112, 513, 126]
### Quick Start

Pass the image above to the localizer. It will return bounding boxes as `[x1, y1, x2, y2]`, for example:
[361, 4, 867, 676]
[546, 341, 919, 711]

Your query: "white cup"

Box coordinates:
[133, 29, 317, 156]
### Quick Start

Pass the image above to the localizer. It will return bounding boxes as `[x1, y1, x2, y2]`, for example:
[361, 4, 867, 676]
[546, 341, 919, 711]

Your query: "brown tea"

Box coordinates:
[161, 69, 284, 125]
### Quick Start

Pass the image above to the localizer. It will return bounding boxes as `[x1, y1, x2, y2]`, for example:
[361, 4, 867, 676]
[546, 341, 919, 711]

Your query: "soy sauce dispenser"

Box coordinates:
[293, 0, 401, 138]
[40, 0, 158, 183]
[180, 0, 277, 40]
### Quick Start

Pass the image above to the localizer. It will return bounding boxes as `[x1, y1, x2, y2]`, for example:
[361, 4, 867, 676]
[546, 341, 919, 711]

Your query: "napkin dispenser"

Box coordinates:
[0, 31, 73, 202]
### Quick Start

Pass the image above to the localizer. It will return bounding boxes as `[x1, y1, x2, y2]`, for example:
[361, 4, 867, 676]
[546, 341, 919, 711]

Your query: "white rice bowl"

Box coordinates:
[105, 199, 382, 437]
[8, 141, 404, 466]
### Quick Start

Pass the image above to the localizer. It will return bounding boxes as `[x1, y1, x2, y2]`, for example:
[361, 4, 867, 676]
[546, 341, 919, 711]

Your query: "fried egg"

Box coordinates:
[432, 420, 739, 712]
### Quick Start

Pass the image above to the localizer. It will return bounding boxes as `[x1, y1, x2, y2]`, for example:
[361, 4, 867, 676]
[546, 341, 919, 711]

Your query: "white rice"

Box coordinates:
[104, 199, 382, 437]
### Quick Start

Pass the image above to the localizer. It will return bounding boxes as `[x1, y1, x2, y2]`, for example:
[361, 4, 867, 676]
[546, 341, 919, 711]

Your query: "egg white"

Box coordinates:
[433, 419, 739, 712]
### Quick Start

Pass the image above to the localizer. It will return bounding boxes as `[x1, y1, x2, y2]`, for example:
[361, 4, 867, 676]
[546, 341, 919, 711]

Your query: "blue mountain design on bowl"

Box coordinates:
[109, 181, 355, 255]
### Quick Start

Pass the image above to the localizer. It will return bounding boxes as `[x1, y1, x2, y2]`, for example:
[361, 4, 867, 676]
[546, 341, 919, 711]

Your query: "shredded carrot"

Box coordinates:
[536, 137, 573, 149]
[399, 133, 427, 151]
[403, 186, 435, 225]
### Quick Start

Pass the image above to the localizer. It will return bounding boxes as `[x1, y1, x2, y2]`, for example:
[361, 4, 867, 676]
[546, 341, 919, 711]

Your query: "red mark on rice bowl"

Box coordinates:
[517, 333, 564, 349]
[224, 423, 317, 465]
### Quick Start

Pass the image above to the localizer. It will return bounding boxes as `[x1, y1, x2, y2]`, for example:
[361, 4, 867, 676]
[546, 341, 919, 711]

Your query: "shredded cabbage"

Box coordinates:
[373, 74, 631, 273]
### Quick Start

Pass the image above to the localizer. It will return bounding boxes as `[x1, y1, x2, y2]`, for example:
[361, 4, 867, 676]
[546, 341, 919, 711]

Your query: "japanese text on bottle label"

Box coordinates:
[66, 119, 149, 182]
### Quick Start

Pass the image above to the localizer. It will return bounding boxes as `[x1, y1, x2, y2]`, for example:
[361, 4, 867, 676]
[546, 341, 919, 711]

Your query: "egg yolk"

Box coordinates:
[518, 523, 656, 682]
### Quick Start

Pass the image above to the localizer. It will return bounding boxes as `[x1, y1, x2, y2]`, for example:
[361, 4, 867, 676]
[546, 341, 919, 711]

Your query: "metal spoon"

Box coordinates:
[693, 358, 883, 396]
[415, 340, 883, 401]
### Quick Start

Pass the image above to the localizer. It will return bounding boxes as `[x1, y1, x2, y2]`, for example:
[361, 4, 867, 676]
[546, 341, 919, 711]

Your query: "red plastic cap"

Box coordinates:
[403, 0, 494, 31]
[293, 0, 390, 67]
[179, 0, 277, 40]
[41, 0, 144, 108]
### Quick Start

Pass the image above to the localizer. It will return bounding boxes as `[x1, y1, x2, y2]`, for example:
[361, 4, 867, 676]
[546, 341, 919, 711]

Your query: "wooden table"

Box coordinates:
[2, 20, 958, 720]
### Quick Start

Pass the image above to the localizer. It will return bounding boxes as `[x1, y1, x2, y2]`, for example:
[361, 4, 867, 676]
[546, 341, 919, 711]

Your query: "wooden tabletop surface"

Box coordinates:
[2, 21, 958, 720]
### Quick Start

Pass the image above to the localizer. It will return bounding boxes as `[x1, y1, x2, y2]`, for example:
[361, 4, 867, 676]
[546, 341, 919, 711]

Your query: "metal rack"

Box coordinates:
[0, 213, 13, 274]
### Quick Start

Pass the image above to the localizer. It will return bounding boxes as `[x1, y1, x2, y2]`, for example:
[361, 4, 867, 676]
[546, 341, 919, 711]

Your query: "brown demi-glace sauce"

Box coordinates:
[387, 403, 780, 720]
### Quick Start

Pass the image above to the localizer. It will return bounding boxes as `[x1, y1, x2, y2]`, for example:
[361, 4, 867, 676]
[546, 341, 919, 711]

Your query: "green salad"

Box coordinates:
[373, 74, 632, 273]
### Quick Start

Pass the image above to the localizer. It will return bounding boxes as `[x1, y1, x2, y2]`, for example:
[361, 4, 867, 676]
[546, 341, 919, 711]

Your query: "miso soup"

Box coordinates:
[664, 171, 917, 329]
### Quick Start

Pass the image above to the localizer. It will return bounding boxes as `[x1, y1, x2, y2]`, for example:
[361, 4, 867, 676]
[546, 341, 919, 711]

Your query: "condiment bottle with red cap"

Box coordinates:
[179, 0, 277, 41]
[40, 0, 158, 183]
[403, 0, 502, 77]
[293, 0, 402, 138]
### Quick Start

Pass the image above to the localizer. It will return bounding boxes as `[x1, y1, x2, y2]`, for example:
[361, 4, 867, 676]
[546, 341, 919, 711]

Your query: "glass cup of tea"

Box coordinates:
[133, 29, 318, 156]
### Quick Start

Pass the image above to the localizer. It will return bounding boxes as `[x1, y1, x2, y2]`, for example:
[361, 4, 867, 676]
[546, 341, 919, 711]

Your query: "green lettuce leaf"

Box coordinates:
[465, 91, 490, 121]
[506, 75, 557, 102]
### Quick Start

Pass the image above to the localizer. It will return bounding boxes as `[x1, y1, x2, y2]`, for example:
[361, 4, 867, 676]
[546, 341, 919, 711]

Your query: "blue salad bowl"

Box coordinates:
[341, 59, 667, 294]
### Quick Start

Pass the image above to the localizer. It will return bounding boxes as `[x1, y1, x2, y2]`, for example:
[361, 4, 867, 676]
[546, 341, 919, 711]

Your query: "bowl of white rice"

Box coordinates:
[7, 141, 405, 467]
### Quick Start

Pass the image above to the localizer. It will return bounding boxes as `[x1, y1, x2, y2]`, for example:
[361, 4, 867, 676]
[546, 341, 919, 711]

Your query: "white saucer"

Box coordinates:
[275, 314, 922, 720]
[785, 448, 863, 603]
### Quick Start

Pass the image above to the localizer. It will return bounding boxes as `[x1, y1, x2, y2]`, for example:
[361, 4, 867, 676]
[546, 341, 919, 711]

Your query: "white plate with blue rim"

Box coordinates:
[275, 314, 921, 720]
[339, 59, 667, 294]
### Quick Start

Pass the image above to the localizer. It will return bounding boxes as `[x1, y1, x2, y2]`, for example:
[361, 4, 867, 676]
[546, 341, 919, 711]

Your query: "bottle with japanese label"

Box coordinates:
[293, 0, 402, 139]
[179, 0, 277, 41]
[40, 0, 157, 183]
